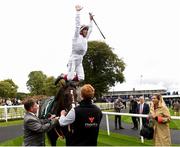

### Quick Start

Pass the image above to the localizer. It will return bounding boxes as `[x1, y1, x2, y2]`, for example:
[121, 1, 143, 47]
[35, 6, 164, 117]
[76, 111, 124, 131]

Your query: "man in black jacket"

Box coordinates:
[59, 84, 102, 146]
[129, 95, 138, 130]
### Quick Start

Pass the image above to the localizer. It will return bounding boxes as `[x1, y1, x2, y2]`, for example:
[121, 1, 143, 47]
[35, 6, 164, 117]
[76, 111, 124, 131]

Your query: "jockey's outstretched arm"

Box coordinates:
[74, 5, 83, 39]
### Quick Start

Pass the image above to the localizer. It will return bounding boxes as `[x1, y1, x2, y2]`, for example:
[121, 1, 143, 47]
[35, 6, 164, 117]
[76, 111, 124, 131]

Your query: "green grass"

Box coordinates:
[0, 119, 23, 127]
[97, 130, 153, 146]
[0, 136, 23, 146]
[169, 109, 180, 129]
[0, 130, 153, 146]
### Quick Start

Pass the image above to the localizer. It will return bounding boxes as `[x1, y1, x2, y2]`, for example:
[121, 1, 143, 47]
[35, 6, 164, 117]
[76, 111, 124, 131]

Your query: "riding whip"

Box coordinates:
[89, 13, 106, 39]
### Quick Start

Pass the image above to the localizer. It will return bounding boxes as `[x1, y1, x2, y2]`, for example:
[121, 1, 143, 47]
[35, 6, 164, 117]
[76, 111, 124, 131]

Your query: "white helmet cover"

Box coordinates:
[80, 25, 89, 32]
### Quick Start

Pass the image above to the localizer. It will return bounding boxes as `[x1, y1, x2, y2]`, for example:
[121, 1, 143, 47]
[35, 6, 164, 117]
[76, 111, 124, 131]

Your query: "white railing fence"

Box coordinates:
[0, 105, 24, 122]
[102, 111, 180, 143]
[95, 102, 114, 110]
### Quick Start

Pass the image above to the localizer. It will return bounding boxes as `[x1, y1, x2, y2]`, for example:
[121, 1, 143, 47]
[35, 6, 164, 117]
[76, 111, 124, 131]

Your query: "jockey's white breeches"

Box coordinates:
[67, 55, 84, 81]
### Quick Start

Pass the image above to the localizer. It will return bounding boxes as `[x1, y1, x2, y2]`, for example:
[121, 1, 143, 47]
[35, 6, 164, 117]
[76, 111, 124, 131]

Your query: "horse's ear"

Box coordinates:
[67, 81, 77, 89]
[57, 79, 67, 88]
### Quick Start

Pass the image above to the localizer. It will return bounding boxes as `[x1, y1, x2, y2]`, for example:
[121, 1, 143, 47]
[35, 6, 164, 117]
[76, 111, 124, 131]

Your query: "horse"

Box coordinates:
[38, 80, 78, 146]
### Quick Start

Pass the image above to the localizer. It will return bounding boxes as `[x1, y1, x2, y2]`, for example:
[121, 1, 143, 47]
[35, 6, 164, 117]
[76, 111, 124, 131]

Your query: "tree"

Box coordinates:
[16, 92, 29, 100]
[44, 76, 57, 96]
[26, 71, 58, 96]
[0, 79, 18, 98]
[26, 71, 47, 95]
[83, 41, 125, 98]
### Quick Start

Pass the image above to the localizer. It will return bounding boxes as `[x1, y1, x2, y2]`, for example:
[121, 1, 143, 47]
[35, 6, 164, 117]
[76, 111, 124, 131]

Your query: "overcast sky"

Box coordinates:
[0, 0, 180, 93]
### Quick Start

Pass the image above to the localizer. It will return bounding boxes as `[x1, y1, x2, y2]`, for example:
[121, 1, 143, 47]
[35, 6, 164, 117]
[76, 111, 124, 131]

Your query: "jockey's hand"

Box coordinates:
[60, 110, 67, 116]
[50, 117, 59, 126]
[51, 116, 59, 121]
[75, 5, 83, 11]
[89, 13, 94, 21]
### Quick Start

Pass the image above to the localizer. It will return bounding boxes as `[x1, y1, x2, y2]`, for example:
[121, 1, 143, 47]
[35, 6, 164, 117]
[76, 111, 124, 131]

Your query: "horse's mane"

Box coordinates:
[51, 87, 65, 116]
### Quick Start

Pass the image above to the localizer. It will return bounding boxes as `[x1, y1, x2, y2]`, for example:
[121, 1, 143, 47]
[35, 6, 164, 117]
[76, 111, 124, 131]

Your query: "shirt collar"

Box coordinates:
[28, 111, 36, 116]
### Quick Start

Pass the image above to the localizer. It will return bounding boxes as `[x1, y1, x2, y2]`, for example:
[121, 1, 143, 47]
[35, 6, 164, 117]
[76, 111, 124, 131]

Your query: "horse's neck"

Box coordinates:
[51, 100, 62, 116]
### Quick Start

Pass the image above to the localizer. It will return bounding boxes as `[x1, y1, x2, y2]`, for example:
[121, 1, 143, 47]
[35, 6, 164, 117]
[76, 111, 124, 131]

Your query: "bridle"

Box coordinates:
[66, 89, 77, 133]
[70, 89, 76, 108]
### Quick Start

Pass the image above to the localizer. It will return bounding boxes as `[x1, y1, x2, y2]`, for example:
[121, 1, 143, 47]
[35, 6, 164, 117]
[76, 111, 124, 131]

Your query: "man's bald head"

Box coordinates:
[139, 96, 144, 104]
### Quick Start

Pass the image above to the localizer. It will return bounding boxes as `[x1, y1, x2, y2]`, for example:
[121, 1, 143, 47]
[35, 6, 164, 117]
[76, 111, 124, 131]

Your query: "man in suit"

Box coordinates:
[23, 98, 58, 146]
[129, 95, 138, 130]
[137, 96, 150, 127]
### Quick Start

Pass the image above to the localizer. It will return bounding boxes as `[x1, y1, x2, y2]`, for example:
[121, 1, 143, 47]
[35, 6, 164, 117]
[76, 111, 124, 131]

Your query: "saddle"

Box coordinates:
[39, 96, 55, 118]
[55, 74, 80, 88]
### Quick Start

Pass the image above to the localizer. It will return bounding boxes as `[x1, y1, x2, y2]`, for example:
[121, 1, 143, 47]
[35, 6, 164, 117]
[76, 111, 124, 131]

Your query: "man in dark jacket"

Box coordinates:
[129, 95, 138, 129]
[59, 84, 102, 146]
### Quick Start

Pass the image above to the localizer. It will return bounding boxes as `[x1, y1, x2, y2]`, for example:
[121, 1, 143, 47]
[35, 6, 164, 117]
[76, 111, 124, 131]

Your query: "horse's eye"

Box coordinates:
[65, 93, 69, 98]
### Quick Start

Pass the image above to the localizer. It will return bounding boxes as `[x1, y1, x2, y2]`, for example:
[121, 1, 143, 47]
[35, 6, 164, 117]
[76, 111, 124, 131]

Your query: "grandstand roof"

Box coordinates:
[109, 83, 167, 92]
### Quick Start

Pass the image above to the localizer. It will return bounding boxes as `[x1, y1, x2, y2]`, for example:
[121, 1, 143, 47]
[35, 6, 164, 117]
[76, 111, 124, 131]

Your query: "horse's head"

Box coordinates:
[52, 80, 78, 116]
[63, 83, 78, 110]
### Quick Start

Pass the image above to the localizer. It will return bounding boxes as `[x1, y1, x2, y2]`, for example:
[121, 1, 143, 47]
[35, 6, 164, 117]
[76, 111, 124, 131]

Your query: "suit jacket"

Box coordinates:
[23, 112, 55, 146]
[129, 100, 138, 113]
[137, 103, 150, 114]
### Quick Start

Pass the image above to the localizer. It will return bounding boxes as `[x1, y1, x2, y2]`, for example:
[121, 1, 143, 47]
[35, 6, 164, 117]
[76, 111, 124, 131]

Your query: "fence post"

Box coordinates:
[139, 117, 144, 143]
[105, 114, 110, 136]
[4, 105, 8, 122]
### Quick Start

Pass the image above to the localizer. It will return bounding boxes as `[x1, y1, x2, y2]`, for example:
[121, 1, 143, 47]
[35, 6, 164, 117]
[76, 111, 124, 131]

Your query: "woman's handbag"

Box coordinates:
[140, 126, 154, 139]
[140, 117, 154, 140]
